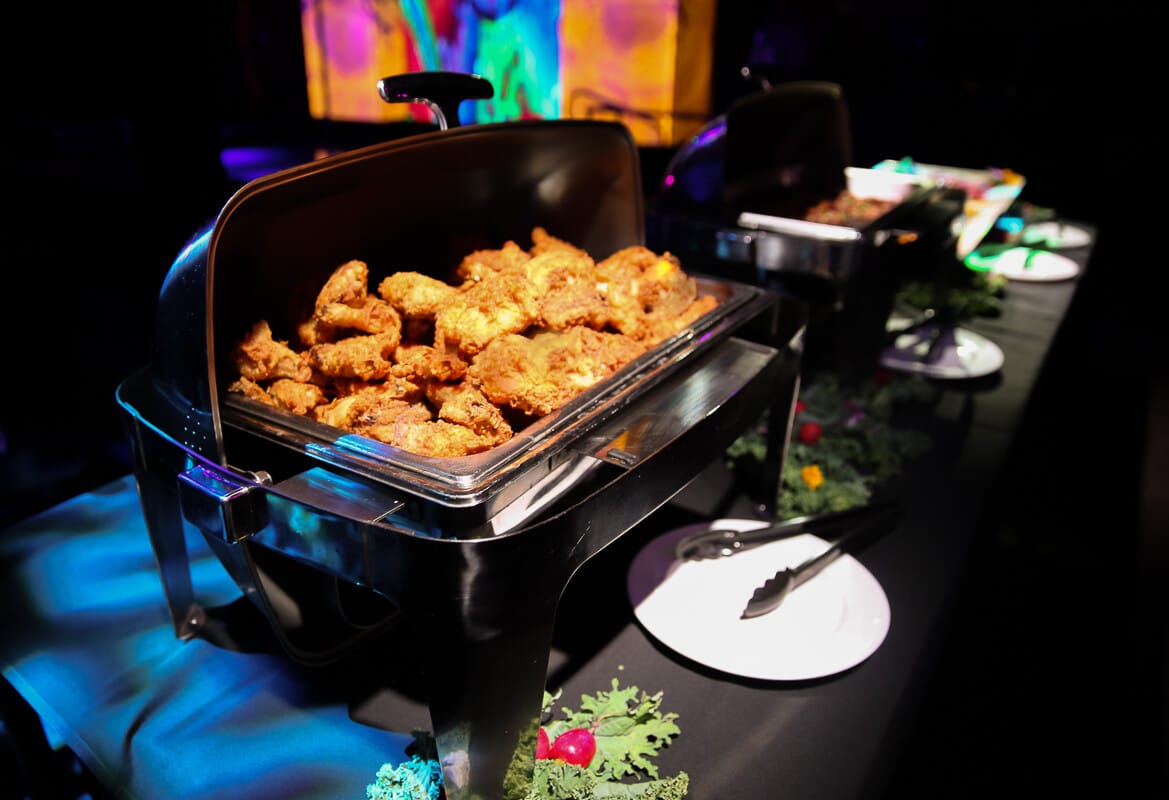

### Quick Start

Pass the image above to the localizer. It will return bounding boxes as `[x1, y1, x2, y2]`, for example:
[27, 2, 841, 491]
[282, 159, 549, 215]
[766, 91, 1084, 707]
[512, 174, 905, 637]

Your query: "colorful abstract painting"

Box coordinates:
[301, 0, 713, 145]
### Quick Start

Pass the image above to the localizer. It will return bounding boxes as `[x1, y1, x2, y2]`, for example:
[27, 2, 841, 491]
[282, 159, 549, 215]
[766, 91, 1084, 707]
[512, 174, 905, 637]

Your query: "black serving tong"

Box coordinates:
[674, 498, 901, 562]
[740, 500, 902, 619]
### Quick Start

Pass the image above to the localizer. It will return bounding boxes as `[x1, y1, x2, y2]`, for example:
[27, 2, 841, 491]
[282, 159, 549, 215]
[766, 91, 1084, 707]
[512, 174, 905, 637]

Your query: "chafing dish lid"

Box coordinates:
[147, 119, 647, 467]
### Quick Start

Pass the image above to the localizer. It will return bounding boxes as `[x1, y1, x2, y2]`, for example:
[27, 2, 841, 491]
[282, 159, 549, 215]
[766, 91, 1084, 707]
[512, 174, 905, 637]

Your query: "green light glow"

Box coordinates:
[964, 251, 997, 272]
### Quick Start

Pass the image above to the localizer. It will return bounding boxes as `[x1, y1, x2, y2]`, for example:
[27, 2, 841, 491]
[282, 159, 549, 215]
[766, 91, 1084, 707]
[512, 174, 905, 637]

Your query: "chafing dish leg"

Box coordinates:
[401, 582, 564, 800]
[120, 386, 205, 641]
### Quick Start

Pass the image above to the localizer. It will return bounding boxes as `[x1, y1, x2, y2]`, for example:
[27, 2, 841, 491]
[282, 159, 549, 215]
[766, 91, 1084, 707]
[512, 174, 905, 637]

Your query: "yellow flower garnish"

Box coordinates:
[801, 464, 824, 491]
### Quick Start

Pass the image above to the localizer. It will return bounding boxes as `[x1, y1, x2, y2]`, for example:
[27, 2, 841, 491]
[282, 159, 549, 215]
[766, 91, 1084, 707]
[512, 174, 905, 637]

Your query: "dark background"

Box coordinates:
[0, 2, 1162, 796]
[0, 1, 1154, 528]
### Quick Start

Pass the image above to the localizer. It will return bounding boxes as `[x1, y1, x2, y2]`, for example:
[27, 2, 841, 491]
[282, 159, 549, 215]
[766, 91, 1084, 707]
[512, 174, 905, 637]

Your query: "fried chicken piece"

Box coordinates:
[391, 343, 467, 382]
[594, 248, 650, 339]
[434, 271, 539, 356]
[521, 249, 608, 330]
[363, 418, 502, 458]
[529, 226, 590, 258]
[317, 296, 401, 335]
[377, 271, 461, 319]
[638, 252, 696, 318]
[297, 316, 341, 346]
[308, 259, 403, 337]
[314, 259, 369, 311]
[312, 381, 425, 429]
[232, 320, 313, 383]
[267, 378, 329, 415]
[307, 331, 400, 381]
[328, 375, 424, 401]
[453, 240, 531, 284]
[228, 375, 277, 405]
[594, 246, 702, 341]
[428, 382, 513, 446]
[468, 326, 647, 417]
[643, 294, 720, 345]
[355, 401, 438, 436]
[227, 374, 326, 416]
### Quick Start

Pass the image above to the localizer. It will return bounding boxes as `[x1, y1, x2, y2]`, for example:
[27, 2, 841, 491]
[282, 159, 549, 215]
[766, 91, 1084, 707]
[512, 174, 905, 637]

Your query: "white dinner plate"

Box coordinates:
[987, 247, 1080, 282]
[627, 520, 890, 681]
[880, 316, 1004, 380]
[1020, 220, 1092, 250]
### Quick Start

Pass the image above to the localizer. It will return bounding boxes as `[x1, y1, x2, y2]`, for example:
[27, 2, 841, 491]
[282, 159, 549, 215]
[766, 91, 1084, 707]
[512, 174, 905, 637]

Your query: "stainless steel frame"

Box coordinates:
[115, 114, 807, 798]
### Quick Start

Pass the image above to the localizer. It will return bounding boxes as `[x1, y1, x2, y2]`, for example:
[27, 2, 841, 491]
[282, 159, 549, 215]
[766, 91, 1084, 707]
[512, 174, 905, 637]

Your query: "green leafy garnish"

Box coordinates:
[727, 371, 935, 519]
[544, 680, 681, 782]
[896, 269, 1008, 320]
[522, 760, 688, 800]
[370, 679, 689, 800]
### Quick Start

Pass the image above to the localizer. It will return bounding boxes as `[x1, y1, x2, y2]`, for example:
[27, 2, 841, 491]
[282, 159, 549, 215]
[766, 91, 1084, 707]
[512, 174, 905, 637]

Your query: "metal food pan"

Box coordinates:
[220, 274, 772, 530]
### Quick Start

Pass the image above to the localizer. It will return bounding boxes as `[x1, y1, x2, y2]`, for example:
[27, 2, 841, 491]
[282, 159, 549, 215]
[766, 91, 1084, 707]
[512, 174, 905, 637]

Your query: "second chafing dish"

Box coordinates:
[645, 82, 965, 375]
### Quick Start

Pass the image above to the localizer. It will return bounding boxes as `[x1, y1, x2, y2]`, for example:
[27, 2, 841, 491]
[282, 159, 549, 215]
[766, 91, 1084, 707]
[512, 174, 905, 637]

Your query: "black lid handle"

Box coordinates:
[376, 71, 495, 130]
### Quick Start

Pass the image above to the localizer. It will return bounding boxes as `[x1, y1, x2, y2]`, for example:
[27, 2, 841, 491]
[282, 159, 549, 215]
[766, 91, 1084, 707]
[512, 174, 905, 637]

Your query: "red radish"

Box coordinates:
[535, 727, 551, 759]
[798, 421, 823, 445]
[548, 727, 597, 767]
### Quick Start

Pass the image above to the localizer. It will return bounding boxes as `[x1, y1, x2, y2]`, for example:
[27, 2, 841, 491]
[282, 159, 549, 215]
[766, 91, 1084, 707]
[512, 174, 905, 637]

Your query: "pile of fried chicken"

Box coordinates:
[803, 191, 897, 226]
[228, 228, 719, 458]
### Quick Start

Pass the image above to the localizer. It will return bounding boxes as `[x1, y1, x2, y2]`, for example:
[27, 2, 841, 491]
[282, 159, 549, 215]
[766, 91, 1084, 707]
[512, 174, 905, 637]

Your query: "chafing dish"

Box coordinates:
[647, 82, 965, 375]
[116, 78, 806, 800]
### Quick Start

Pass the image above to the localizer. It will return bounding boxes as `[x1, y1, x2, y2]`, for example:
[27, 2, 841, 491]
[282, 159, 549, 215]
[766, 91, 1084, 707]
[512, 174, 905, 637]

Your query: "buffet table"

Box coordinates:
[0, 224, 1093, 800]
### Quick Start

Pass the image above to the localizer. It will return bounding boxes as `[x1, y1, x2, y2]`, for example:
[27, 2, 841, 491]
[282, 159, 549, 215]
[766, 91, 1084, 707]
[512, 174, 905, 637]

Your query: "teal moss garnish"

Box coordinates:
[367, 754, 444, 800]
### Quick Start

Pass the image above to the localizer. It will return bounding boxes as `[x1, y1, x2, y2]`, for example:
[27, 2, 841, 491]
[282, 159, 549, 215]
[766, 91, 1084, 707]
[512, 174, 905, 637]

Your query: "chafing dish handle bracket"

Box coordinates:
[177, 464, 270, 544]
